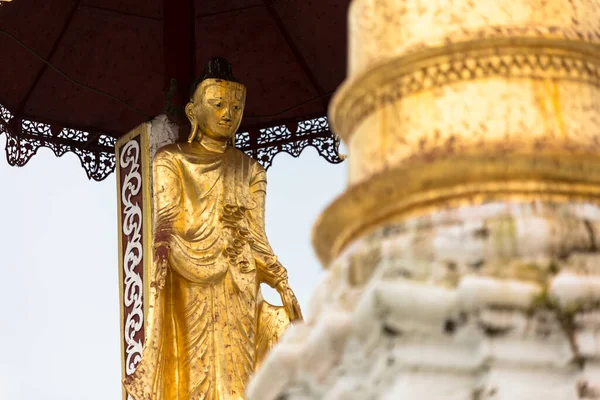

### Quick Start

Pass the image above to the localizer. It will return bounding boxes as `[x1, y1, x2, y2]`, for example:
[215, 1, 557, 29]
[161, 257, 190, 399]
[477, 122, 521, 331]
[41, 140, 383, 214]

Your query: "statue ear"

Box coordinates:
[185, 102, 196, 124]
[185, 102, 199, 143]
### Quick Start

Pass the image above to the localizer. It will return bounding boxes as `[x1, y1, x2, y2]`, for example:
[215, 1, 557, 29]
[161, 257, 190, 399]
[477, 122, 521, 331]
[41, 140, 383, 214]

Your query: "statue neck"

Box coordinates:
[197, 133, 229, 153]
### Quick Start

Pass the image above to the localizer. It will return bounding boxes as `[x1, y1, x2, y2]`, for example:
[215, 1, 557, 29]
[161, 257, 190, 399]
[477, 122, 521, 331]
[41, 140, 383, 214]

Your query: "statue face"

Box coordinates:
[186, 79, 246, 142]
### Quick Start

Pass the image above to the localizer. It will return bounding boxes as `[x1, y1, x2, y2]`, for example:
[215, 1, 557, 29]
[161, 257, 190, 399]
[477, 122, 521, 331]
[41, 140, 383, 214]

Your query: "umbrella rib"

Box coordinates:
[262, 0, 328, 111]
[79, 4, 162, 21]
[244, 90, 334, 119]
[16, 0, 83, 117]
[195, 4, 263, 19]
[0, 29, 150, 118]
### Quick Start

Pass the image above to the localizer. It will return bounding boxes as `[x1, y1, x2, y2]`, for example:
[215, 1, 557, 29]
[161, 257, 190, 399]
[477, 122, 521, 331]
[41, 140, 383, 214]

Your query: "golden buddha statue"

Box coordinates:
[123, 58, 303, 400]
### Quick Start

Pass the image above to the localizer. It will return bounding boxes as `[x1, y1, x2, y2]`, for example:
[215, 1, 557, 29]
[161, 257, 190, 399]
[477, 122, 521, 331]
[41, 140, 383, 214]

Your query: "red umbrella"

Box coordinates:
[0, 0, 348, 180]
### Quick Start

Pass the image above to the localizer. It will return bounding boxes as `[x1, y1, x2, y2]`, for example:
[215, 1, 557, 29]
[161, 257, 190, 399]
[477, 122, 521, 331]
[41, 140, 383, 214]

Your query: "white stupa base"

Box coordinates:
[249, 202, 600, 400]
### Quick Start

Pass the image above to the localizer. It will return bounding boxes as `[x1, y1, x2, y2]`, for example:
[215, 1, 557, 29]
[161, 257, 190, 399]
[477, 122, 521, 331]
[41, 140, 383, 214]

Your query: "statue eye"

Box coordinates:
[215, 102, 222, 108]
[233, 106, 240, 111]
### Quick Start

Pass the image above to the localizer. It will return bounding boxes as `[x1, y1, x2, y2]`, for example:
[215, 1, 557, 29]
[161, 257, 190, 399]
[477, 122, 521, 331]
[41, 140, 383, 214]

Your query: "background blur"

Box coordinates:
[0, 135, 347, 399]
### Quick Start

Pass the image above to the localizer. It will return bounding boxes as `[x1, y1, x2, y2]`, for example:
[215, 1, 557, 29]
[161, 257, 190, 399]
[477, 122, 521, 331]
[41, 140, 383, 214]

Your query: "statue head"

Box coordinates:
[186, 58, 247, 143]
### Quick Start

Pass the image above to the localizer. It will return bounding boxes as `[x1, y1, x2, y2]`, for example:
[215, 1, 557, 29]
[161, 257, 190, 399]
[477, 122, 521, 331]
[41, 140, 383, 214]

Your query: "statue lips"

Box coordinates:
[219, 121, 234, 135]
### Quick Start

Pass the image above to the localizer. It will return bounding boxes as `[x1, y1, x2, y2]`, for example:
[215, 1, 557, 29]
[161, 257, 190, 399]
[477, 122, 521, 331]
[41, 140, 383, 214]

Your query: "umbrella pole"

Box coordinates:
[163, 0, 196, 131]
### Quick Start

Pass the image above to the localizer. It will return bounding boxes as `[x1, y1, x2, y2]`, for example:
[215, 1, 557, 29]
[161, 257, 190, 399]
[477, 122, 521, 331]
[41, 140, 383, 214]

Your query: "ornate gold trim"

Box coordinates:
[115, 139, 125, 400]
[140, 127, 153, 322]
[330, 37, 600, 137]
[312, 153, 600, 267]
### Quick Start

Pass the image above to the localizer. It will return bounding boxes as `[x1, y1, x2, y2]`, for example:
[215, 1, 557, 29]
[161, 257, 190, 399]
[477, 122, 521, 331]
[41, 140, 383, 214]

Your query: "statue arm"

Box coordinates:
[248, 164, 303, 322]
[152, 150, 182, 288]
[247, 165, 288, 288]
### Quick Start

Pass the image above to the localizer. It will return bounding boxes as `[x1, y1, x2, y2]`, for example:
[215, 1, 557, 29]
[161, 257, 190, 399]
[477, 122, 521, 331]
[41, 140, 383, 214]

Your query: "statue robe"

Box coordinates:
[123, 142, 289, 400]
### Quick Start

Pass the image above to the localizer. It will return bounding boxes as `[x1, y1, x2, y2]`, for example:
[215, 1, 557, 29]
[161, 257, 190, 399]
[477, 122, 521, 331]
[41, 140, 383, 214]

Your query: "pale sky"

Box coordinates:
[0, 135, 347, 399]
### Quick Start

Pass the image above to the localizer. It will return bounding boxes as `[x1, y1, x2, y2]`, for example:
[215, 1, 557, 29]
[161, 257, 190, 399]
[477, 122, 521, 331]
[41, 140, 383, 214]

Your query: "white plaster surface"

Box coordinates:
[148, 115, 179, 212]
[248, 202, 600, 400]
[149, 115, 179, 161]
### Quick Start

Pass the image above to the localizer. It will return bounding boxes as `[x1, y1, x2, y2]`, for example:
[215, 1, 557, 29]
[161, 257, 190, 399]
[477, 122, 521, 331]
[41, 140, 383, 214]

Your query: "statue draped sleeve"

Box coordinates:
[247, 161, 292, 368]
[153, 149, 182, 256]
[247, 162, 288, 288]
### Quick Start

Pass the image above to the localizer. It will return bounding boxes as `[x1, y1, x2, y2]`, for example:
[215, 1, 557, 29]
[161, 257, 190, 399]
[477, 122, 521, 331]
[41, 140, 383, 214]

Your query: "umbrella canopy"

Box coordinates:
[0, 0, 348, 180]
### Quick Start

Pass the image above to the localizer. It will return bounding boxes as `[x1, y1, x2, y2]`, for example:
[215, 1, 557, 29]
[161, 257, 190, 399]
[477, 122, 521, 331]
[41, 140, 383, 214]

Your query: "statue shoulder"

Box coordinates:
[154, 143, 176, 156]
[231, 148, 265, 174]
[153, 144, 189, 171]
[154, 143, 190, 161]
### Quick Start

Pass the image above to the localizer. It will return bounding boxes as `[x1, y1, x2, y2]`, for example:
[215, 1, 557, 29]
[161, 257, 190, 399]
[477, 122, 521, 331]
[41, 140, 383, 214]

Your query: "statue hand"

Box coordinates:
[154, 243, 169, 261]
[152, 244, 169, 291]
[276, 280, 303, 323]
